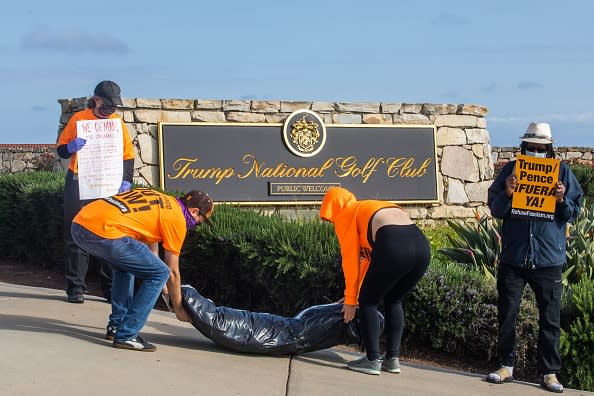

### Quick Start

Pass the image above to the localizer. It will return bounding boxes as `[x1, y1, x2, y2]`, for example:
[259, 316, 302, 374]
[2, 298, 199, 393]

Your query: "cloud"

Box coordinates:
[489, 112, 594, 124]
[516, 81, 544, 90]
[480, 83, 498, 93]
[21, 29, 129, 54]
[430, 12, 469, 26]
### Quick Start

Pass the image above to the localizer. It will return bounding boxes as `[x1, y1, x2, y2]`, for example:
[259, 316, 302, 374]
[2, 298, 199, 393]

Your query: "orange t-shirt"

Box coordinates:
[57, 108, 134, 173]
[73, 188, 187, 255]
[320, 187, 398, 305]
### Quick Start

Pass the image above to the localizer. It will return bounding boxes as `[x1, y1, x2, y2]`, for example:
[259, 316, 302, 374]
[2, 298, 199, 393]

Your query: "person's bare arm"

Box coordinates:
[342, 303, 357, 323]
[163, 250, 191, 322]
[147, 243, 170, 296]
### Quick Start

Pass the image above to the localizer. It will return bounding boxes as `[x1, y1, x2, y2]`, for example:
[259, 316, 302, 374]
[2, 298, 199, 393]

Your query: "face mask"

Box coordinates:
[525, 150, 547, 158]
[97, 104, 117, 117]
[176, 198, 198, 230]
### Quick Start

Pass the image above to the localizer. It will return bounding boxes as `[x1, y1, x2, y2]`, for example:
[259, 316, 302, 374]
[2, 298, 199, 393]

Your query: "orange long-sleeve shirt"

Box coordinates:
[57, 108, 134, 173]
[320, 187, 398, 305]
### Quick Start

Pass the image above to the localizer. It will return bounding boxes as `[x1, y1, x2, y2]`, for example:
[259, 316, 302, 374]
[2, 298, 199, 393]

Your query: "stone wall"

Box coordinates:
[0, 144, 64, 174]
[492, 146, 593, 166]
[54, 98, 495, 224]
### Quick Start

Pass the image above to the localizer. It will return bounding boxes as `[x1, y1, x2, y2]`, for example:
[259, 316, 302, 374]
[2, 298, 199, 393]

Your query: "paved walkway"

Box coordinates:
[0, 282, 590, 396]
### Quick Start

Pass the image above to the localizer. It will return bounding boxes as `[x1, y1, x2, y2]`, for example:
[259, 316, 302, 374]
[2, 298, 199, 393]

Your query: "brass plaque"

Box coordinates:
[159, 110, 438, 204]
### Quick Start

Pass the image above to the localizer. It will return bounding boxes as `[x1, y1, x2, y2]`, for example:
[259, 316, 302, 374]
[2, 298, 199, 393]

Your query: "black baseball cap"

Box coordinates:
[94, 80, 123, 106]
[181, 190, 214, 227]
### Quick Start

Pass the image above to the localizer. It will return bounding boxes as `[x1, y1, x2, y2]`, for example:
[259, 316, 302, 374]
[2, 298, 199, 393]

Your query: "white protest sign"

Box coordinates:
[76, 118, 123, 200]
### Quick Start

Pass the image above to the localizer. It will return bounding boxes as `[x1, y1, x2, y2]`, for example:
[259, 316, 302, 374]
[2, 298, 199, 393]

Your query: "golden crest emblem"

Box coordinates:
[282, 110, 326, 158]
[290, 116, 320, 153]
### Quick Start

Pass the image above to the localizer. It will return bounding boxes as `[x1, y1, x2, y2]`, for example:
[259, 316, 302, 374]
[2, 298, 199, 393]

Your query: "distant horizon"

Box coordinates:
[9, 96, 592, 149]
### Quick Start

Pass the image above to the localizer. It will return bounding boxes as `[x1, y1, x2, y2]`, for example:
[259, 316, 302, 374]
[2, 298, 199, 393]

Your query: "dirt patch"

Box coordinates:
[399, 345, 494, 375]
[0, 259, 495, 376]
[0, 259, 104, 298]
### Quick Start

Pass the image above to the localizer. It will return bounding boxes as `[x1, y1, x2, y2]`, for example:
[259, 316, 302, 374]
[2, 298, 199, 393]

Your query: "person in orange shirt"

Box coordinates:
[71, 187, 214, 351]
[56, 80, 135, 304]
[319, 187, 430, 375]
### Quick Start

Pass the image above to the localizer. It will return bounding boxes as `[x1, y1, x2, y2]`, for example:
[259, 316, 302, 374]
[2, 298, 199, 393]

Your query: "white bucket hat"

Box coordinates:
[521, 122, 554, 144]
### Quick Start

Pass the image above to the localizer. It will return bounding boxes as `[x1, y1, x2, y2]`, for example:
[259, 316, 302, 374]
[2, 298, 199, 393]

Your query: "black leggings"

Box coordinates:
[358, 224, 431, 360]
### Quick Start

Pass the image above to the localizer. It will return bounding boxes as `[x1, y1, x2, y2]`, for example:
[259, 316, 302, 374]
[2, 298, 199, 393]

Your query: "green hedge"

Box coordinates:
[569, 163, 594, 204]
[403, 260, 539, 381]
[561, 277, 594, 391]
[0, 171, 64, 266]
[180, 205, 342, 314]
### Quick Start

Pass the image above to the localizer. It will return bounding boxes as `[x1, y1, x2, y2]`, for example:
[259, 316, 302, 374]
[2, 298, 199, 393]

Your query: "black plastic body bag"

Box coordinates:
[181, 285, 384, 355]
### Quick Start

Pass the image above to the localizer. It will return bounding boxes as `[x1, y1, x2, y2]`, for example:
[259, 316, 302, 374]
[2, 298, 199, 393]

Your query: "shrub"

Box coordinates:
[402, 260, 539, 381]
[0, 171, 64, 266]
[422, 224, 454, 266]
[180, 204, 343, 315]
[570, 163, 594, 204]
[560, 277, 594, 391]
[437, 214, 501, 280]
[565, 201, 594, 284]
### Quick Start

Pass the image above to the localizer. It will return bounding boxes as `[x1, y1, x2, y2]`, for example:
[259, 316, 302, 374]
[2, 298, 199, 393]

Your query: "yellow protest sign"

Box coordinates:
[511, 155, 560, 221]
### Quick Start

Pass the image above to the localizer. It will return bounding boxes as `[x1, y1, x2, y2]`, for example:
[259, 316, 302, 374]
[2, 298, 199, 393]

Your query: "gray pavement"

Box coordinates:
[1, 282, 591, 396]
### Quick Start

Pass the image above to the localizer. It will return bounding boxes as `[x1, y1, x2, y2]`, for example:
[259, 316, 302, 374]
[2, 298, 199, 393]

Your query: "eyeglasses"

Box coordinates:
[526, 147, 547, 153]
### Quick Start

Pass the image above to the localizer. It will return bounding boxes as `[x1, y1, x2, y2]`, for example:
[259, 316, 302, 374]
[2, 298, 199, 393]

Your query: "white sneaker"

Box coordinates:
[113, 336, 156, 352]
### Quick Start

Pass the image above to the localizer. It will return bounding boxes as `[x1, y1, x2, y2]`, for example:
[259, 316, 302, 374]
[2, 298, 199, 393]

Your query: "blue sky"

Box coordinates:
[2, 0, 593, 147]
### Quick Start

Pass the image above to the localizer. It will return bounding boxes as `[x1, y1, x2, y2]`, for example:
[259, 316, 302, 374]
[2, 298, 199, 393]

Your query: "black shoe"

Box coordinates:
[67, 291, 84, 304]
[105, 325, 117, 341]
[113, 336, 156, 352]
[102, 290, 112, 304]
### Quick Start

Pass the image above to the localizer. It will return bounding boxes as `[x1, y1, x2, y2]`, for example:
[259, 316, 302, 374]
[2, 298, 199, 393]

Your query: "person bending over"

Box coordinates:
[71, 187, 214, 351]
[319, 187, 430, 375]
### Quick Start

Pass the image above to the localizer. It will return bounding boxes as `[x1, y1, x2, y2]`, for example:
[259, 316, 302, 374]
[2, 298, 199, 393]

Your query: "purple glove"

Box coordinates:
[118, 181, 132, 194]
[67, 137, 87, 154]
